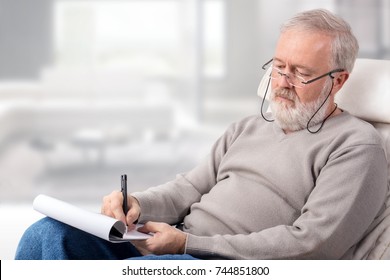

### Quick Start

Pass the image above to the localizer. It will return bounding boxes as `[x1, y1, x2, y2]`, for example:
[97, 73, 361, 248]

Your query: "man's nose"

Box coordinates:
[278, 73, 294, 88]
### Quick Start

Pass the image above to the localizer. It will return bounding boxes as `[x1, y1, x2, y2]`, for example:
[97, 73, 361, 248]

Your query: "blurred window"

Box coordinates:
[55, 0, 226, 78]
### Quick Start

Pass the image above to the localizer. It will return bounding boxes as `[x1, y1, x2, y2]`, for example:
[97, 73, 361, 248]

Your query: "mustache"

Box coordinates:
[272, 88, 297, 101]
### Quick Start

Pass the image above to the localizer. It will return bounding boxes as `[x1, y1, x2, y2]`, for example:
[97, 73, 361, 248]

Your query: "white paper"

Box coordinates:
[33, 194, 151, 242]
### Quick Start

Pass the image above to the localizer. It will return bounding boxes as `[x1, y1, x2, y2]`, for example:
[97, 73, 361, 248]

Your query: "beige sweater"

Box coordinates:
[133, 112, 388, 259]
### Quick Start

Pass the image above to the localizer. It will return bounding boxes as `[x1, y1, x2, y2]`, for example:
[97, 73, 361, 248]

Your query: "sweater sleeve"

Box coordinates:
[185, 143, 388, 259]
[132, 121, 239, 225]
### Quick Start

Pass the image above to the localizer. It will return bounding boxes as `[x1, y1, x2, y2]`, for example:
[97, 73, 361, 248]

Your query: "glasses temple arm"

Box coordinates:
[302, 69, 345, 85]
[262, 58, 274, 70]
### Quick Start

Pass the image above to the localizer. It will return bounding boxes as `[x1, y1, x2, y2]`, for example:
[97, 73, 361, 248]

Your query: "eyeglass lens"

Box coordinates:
[270, 67, 305, 88]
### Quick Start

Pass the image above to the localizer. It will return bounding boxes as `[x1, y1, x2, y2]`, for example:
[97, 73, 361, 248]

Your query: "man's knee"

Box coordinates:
[15, 217, 79, 259]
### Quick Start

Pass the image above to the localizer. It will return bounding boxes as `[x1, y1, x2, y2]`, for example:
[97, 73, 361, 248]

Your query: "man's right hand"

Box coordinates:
[101, 190, 141, 225]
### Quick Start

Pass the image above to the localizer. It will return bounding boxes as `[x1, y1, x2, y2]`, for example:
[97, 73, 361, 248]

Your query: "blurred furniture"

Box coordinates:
[257, 58, 390, 259]
[0, 69, 176, 158]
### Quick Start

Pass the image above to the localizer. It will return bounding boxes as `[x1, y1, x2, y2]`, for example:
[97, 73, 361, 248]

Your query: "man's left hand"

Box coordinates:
[132, 222, 187, 255]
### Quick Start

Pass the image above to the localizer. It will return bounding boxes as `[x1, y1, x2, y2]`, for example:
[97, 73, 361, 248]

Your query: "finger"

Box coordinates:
[138, 221, 164, 234]
[101, 205, 114, 218]
[127, 223, 136, 231]
[102, 191, 126, 223]
[125, 196, 141, 225]
[101, 195, 115, 217]
[126, 207, 140, 225]
[111, 198, 126, 223]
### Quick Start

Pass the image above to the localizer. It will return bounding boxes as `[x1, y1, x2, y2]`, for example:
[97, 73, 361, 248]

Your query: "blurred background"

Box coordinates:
[0, 0, 389, 259]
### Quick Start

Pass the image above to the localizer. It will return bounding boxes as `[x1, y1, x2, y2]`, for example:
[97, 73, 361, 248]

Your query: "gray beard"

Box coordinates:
[269, 82, 331, 132]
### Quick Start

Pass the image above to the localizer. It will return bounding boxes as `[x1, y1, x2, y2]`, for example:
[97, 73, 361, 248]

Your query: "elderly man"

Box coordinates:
[16, 9, 388, 260]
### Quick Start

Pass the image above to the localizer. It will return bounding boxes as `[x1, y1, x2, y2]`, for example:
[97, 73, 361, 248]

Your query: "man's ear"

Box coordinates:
[332, 72, 349, 93]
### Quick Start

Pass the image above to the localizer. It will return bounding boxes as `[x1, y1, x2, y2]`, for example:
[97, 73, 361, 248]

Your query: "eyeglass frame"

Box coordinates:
[261, 58, 345, 88]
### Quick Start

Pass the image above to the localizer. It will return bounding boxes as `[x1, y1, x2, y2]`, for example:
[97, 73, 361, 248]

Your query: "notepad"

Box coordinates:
[33, 194, 152, 242]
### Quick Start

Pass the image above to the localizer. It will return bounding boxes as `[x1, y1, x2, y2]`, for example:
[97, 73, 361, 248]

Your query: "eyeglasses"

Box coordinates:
[262, 58, 344, 88]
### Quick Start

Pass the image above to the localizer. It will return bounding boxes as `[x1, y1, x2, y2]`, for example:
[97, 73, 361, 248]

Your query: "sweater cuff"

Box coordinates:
[185, 233, 218, 258]
[131, 191, 155, 222]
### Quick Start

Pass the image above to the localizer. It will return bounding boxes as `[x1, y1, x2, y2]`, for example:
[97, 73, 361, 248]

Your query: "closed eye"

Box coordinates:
[296, 70, 311, 77]
[274, 66, 284, 71]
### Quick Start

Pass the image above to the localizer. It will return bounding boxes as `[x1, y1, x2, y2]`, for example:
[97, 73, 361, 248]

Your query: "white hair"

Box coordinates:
[280, 9, 359, 72]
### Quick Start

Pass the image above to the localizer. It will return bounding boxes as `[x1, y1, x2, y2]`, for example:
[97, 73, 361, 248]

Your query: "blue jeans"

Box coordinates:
[15, 217, 198, 260]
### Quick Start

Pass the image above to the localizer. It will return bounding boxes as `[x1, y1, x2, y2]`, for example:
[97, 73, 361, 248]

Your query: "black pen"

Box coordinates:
[121, 174, 128, 214]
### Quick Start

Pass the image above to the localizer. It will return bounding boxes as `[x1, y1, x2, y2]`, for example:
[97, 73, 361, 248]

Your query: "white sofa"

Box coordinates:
[257, 58, 390, 259]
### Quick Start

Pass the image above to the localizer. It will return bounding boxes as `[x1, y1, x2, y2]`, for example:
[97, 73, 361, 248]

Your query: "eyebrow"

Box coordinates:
[273, 57, 314, 73]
